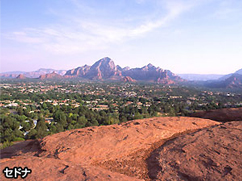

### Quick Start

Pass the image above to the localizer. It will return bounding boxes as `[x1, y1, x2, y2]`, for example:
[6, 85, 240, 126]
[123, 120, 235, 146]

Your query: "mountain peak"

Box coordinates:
[147, 63, 154, 68]
[85, 57, 122, 80]
[141, 63, 156, 70]
[99, 57, 112, 62]
[93, 57, 115, 69]
[92, 57, 115, 68]
[235, 68, 242, 75]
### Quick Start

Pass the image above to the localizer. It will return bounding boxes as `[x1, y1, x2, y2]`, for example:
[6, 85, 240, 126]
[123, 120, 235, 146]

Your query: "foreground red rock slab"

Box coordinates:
[1, 117, 219, 180]
[38, 117, 219, 165]
[191, 107, 242, 122]
[0, 157, 141, 181]
[151, 121, 242, 181]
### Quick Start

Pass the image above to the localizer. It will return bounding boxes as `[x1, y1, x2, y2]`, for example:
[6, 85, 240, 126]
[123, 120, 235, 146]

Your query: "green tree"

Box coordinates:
[55, 123, 64, 133]
[35, 119, 47, 138]
[76, 116, 87, 128]
[27, 129, 37, 139]
[86, 119, 99, 127]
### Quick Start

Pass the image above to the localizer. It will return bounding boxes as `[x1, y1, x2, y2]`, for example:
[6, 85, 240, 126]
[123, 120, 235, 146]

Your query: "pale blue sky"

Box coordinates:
[1, 0, 242, 74]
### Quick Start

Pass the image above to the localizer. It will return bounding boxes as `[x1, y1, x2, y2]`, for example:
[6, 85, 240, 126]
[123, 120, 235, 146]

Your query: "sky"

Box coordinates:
[1, 0, 242, 74]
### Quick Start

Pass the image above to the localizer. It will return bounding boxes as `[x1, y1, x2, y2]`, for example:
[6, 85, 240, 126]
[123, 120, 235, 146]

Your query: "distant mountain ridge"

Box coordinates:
[178, 74, 225, 81]
[38, 72, 63, 79]
[64, 57, 183, 84]
[0, 57, 182, 84]
[0, 68, 66, 78]
[206, 73, 242, 88]
[122, 63, 183, 84]
[65, 65, 90, 78]
[179, 69, 242, 81]
[1, 57, 241, 88]
[235, 68, 242, 74]
[219, 68, 242, 81]
[223, 74, 242, 88]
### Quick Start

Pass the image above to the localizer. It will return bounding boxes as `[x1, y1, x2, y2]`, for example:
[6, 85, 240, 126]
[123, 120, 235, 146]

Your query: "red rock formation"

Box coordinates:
[150, 121, 242, 181]
[85, 57, 122, 80]
[65, 65, 90, 77]
[65, 57, 122, 80]
[16, 74, 26, 79]
[191, 107, 242, 122]
[122, 64, 183, 84]
[1, 117, 219, 180]
[38, 72, 63, 79]
[0, 73, 18, 78]
[121, 76, 136, 82]
[64, 57, 184, 84]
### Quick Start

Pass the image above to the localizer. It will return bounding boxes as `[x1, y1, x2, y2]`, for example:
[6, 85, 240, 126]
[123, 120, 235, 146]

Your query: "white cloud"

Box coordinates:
[4, 0, 197, 54]
[6, 31, 46, 44]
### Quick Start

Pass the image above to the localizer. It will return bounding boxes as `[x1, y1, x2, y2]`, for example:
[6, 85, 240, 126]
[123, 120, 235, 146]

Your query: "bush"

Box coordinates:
[0, 140, 13, 149]
[13, 137, 25, 142]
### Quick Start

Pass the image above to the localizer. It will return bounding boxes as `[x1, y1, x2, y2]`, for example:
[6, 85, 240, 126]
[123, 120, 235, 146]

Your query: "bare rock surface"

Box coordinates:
[0, 117, 219, 180]
[191, 107, 242, 122]
[38, 117, 218, 166]
[150, 121, 242, 181]
[0, 157, 139, 181]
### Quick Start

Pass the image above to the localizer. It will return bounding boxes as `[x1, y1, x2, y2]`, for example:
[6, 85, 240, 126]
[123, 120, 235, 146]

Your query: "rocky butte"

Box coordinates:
[64, 57, 183, 84]
[38, 72, 63, 79]
[16, 74, 26, 79]
[1, 108, 242, 181]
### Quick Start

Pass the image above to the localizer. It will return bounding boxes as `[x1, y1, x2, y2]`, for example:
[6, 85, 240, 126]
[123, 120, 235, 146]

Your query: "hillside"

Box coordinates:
[219, 68, 242, 81]
[206, 74, 242, 88]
